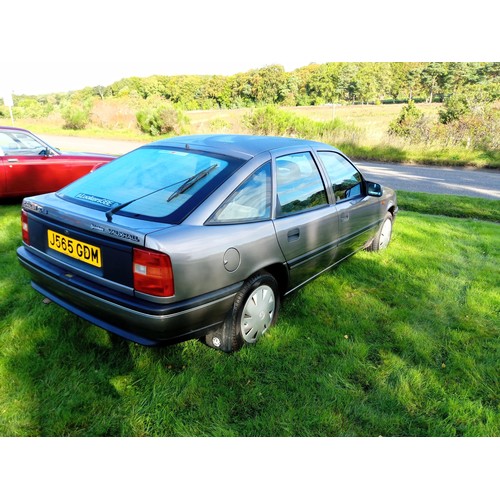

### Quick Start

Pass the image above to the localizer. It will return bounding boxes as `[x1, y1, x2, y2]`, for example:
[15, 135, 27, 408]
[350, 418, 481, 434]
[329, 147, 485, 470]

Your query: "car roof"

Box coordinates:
[148, 134, 339, 159]
[0, 126, 31, 133]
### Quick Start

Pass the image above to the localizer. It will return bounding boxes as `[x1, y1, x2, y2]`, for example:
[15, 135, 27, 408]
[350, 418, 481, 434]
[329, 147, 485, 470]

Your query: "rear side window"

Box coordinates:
[318, 151, 363, 202]
[209, 162, 271, 224]
[58, 146, 243, 223]
[276, 152, 328, 216]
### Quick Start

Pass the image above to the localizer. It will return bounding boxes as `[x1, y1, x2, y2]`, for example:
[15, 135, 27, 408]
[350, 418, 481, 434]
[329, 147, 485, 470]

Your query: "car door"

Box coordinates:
[272, 151, 340, 291]
[0, 149, 5, 196]
[4, 153, 54, 196]
[317, 151, 381, 262]
[4, 153, 101, 197]
[1, 128, 55, 196]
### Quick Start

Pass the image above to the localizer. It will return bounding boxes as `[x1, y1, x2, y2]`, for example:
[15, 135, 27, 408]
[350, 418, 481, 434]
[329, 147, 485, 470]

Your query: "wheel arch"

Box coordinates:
[262, 262, 289, 297]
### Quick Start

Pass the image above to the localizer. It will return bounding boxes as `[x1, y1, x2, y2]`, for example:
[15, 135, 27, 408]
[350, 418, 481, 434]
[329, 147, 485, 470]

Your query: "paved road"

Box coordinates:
[41, 134, 147, 156]
[356, 161, 500, 200]
[41, 134, 500, 200]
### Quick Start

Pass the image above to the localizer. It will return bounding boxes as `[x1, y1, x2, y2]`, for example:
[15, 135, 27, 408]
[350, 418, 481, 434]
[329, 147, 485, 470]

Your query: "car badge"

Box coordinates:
[22, 200, 48, 215]
[106, 228, 140, 243]
[91, 224, 106, 233]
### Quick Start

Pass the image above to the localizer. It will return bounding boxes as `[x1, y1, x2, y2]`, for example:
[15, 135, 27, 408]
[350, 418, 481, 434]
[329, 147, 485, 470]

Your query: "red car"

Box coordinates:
[0, 126, 115, 198]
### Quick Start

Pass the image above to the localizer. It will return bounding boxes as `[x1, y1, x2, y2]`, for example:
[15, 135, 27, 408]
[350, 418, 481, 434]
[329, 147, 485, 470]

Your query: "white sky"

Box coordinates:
[2, 0, 497, 96]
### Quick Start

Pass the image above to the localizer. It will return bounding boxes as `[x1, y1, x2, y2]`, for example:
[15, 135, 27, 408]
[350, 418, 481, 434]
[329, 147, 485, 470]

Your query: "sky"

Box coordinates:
[2, 0, 497, 96]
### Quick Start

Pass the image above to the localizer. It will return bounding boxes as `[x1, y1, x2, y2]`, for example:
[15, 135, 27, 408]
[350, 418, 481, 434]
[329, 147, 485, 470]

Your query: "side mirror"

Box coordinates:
[39, 148, 53, 157]
[366, 181, 383, 197]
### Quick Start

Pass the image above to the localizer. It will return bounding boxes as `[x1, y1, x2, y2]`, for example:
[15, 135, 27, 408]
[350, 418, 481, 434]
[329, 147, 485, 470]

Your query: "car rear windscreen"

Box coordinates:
[58, 146, 243, 223]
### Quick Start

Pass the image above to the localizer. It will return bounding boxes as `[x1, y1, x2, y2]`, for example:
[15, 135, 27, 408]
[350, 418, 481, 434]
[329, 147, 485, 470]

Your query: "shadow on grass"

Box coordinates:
[1, 211, 498, 436]
[275, 215, 499, 436]
[1, 301, 203, 436]
[2, 312, 131, 436]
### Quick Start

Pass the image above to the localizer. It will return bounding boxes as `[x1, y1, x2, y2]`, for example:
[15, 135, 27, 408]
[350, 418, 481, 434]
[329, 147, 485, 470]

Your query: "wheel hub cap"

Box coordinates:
[379, 218, 392, 249]
[241, 285, 275, 343]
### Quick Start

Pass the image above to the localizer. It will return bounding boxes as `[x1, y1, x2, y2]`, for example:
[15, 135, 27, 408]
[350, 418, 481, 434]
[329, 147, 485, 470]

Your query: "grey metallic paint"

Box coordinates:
[17, 135, 397, 346]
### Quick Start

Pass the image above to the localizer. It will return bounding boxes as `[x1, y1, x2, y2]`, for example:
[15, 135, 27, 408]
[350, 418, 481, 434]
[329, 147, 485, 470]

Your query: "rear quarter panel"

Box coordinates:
[146, 221, 285, 301]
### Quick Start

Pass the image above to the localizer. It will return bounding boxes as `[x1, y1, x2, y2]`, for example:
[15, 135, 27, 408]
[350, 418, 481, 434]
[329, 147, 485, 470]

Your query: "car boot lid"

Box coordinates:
[22, 193, 173, 246]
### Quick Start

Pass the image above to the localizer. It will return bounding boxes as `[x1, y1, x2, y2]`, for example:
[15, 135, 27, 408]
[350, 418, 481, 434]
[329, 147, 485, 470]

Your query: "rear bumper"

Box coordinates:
[17, 246, 241, 346]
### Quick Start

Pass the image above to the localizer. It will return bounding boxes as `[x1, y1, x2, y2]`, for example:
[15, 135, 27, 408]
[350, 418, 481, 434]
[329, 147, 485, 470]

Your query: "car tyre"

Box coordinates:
[367, 212, 393, 251]
[203, 272, 280, 353]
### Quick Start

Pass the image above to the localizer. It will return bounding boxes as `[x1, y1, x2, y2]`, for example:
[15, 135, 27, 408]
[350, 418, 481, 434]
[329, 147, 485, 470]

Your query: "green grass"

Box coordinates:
[339, 142, 500, 168]
[0, 193, 499, 436]
[397, 191, 500, 222]
[0, 118, 150, 142]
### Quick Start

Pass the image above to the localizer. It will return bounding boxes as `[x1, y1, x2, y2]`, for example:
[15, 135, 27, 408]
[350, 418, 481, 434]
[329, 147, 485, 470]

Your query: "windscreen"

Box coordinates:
[58, 146, 242, 222]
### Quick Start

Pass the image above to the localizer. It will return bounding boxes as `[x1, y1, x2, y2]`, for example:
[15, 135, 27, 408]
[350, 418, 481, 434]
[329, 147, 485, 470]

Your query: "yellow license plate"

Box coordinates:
[47, 229, 102, 268]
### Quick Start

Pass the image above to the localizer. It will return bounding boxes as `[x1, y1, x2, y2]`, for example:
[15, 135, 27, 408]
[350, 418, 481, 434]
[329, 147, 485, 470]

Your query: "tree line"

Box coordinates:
[100, 62, 500, 108]
[4, 62, 500, 112]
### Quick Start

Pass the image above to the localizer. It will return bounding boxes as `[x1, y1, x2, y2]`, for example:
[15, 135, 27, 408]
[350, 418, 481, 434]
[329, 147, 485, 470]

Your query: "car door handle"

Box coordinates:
[340, 213, 350, 221]
[287, 228, 300, 242]
[7, 158, 19, 163]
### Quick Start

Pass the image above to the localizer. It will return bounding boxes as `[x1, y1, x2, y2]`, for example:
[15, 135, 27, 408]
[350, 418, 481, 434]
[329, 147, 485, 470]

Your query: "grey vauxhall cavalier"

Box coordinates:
[17, 135, 397, 352]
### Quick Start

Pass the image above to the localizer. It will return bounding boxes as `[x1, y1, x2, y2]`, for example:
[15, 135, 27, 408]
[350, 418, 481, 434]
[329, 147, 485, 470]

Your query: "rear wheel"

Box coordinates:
[203, 271, 280, 353]
[367, 212, 393, 251]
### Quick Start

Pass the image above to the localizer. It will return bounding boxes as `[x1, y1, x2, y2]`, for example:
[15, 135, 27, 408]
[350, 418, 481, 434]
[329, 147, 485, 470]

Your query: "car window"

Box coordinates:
[58, 146, 243, 223]
[276, 152, 328, 216]
[0, 130, 46, 156]
[209, 162, 271, 224]
[318, 151, 363, 202]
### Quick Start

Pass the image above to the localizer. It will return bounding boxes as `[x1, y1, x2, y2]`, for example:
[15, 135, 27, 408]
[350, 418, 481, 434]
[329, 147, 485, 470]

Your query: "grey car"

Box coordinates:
[17, 134, 397, 352]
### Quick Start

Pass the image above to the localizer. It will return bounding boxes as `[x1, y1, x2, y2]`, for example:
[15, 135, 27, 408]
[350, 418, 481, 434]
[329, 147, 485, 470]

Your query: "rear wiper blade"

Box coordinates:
[105, 177, 186, 222]
[105, 164, 219, 222]
[106, 195, 144, 222]
[167, 164, 218, 202]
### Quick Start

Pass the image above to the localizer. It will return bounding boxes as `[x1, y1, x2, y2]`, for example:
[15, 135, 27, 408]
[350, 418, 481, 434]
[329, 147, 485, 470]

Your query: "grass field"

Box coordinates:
[0, 103, 439, 142]
[0, 192, 498, 436]
[2, 102, 498, 167]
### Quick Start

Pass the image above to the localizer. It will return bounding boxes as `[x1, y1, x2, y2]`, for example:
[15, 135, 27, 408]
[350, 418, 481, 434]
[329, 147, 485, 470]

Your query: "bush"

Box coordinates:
[209, 117, 231, 133]
[12, 98, 52, 119]
[436, 85, 500, 149]
[439, 83, 500, 124]
[62, 103, 91, 130]
[434, 109, 500, 150]
[136, 98, 190, 136]
[438, 94, 470, 124]
[388, 100, 430, 143]
[243, 105, 354, 141]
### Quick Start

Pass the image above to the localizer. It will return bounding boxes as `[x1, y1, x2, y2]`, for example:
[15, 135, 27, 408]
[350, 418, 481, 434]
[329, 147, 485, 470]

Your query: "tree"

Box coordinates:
[389, 62, 425, 101]
[439, 82, 500, 124]
[306, 63, 346, 104]
[356, 63, 386, 104]
[248, 65, 288, 105]
[420, 62, 447, 103]
[442, 62, 481, 95]
[198, 76, 229, 109]
[93, 85, 107, 100]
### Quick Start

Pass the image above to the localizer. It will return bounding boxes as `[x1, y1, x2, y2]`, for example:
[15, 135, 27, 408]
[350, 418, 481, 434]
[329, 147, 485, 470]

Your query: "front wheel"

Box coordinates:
[203, 272, 280, 353]
[367, 212, 393, 251]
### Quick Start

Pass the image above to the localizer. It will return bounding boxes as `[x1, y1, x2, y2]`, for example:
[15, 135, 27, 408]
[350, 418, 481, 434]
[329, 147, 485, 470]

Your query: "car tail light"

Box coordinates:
[21, 210, 30, 245]
[133, 248, 174, 297]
